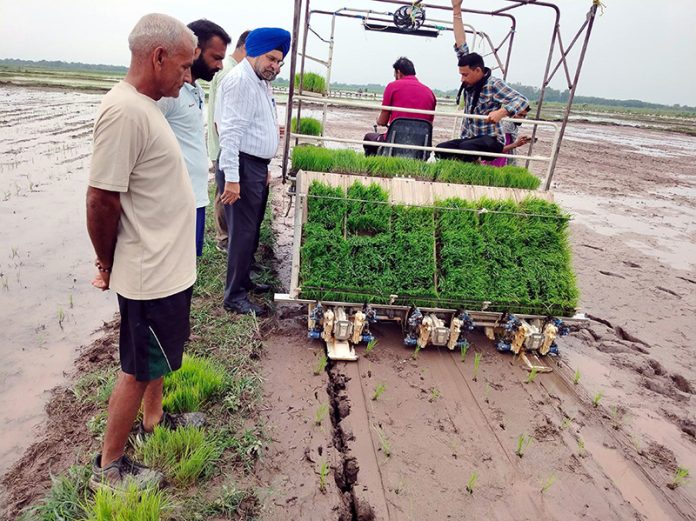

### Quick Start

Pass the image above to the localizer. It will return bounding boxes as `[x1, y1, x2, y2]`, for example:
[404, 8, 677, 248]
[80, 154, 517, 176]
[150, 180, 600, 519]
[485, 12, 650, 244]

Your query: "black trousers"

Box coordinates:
[363, 131, 386, 156]
[435, 135, 503, 162]
[221, 152, 270, 306]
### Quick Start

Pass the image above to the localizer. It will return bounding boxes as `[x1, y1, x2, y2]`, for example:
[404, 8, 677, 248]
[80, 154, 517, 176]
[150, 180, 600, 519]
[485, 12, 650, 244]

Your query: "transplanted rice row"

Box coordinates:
[300, 181, 578, 316]
[291, 146, 541, 189]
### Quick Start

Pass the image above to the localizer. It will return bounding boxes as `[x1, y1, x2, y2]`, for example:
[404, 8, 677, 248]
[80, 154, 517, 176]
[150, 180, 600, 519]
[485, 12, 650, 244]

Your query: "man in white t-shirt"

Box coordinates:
[86, 13, 197, 492]
[158, 19, 230, 256]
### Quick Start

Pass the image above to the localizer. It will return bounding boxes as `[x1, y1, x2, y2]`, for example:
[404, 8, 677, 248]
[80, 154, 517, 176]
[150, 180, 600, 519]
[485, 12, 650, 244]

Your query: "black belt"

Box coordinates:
[239, 151, 271, 165]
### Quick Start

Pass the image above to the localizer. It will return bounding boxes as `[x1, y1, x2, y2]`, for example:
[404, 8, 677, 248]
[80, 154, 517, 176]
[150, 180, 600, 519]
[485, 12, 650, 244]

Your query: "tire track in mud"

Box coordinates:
[328, 324, 683, 520]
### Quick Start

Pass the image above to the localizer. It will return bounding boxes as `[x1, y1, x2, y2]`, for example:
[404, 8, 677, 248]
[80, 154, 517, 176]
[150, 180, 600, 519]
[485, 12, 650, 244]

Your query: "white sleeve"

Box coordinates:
[218, 74, 257, 183]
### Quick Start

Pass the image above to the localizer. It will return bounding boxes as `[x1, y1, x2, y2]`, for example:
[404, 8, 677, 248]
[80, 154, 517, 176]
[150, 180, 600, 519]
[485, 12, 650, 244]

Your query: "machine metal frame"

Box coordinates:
[282, 0, 600, 189]
[277, 0, 596, 361]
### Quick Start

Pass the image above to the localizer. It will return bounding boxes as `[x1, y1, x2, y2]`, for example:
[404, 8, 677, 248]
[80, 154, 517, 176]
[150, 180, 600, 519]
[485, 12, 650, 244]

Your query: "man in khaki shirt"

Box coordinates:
[86, 13, 198, 492]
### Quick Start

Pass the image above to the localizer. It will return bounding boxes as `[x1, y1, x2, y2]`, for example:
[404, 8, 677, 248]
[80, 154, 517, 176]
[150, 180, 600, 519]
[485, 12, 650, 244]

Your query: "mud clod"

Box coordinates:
[670, 373, 693, 394]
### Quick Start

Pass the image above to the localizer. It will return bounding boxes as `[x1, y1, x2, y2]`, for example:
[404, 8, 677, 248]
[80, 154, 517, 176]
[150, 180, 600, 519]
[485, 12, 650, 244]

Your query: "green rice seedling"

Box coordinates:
[483, 382, 491, 404]
[315, 402, 329, 425]
[472, 352, 482, 381]
[162, 354, 226, 413]
[412, 345, 422, 360]
[466, 471, 478, 494]
[372, 383, 386, 401]
[577, 437, 586, 455]
[526, 367, 538, 384]
[374, 425, 391, 457]
[460, 340, 470, 362]
[57, 306, 65, 329]
[540, 474, 556, 494]
[68, 293, 74, 309]
[136, 425, 222, 485]
[592, 391, 604, 407]
[515, 434, 532, 458]
[19, 465, 91, 521]
[429, 387, 441, 402]
[314, 353, 328, 375]
[573, 368, 581, 385]
[290, 147, 540, 189]
[291, 116, 323, 136]
[10, 246, 19, 259]
[668, 466, 690, 489]
[295, 72, 327, 94]
[83, 482, 171, 521]
[319, 460, 330, 493]
[364, 339, 378, 356]
[561, 417, 573, 430]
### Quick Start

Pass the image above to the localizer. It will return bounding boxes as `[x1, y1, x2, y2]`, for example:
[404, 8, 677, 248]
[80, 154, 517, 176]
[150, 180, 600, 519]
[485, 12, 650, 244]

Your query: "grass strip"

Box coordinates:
[291, 146, 541, 189]
[18, 465, 91, 521]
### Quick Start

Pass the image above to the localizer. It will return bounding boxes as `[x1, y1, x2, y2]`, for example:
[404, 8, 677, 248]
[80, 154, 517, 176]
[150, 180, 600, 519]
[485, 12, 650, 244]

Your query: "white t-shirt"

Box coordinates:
[157, 82, 210, 208]
[89, 81, 197, 300]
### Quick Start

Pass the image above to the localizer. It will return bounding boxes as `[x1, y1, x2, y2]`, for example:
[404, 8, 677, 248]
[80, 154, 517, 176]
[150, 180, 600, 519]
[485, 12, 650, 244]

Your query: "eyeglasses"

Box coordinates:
[264, 54, 284, 68]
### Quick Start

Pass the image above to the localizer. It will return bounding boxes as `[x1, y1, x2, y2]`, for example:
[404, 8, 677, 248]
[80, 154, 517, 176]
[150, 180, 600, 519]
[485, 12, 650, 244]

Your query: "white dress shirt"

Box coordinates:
[216, 58, 279, 182]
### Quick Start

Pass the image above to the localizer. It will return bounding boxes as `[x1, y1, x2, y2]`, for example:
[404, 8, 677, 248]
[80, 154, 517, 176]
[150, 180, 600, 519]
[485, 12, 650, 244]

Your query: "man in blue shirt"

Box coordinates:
[158, 19, 231, 256]
[436, 0, 528, 162]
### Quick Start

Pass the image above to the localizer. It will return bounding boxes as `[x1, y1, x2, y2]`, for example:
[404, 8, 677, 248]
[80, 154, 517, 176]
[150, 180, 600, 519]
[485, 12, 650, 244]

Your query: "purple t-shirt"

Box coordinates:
[382, 75, 436, 124]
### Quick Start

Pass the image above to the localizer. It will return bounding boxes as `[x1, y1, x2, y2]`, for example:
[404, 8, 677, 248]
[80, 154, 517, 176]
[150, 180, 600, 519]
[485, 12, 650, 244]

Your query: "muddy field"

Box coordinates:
[1, 84, 695, 519]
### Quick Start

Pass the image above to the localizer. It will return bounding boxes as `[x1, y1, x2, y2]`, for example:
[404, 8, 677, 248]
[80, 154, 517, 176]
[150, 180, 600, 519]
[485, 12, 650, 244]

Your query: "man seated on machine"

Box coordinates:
[436, 0, 528, 162]
[363, 57, 436, 156]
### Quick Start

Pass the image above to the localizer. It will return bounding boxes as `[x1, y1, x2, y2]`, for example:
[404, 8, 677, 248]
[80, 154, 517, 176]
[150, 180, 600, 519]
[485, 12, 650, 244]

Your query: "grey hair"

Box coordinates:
[128, 13, 196, 57]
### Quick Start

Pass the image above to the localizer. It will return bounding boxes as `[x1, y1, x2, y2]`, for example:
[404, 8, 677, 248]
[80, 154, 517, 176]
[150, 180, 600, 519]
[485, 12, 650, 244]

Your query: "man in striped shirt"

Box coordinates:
[216, 28, 291, 316]
[436, 0, 528, 162]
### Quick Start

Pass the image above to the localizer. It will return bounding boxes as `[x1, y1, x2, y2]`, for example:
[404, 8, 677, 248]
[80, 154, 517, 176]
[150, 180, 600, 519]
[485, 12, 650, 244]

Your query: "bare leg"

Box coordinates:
[141, 377, 164, 433]
[101, 371, 148, 466]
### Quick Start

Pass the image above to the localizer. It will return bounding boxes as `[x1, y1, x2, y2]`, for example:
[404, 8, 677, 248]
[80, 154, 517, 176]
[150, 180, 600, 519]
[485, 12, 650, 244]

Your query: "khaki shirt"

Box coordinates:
[89, 81, 197, 300]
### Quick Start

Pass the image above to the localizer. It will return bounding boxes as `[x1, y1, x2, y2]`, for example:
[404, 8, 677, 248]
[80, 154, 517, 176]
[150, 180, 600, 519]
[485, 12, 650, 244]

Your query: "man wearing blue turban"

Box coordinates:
[215, 27, 291, 315]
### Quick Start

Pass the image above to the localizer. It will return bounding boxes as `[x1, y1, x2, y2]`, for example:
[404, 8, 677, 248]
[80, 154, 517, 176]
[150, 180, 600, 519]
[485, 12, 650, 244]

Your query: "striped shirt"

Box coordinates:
[216, 58, 279, 182]
[207, 55, 238, 162]
[455, 43, 528, 144]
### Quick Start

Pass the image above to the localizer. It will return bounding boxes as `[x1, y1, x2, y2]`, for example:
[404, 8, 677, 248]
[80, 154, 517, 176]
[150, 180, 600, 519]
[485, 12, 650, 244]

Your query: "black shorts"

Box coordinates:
[117, 286, 193, 382]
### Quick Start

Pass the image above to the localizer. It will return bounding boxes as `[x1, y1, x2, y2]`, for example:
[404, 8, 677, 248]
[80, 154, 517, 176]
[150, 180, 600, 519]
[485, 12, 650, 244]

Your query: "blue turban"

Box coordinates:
[245, 27, 291, 58]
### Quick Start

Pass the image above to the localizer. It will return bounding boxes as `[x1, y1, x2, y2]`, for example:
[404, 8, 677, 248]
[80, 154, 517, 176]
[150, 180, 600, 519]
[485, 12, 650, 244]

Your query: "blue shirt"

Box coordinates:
[157, 82, 210, 208]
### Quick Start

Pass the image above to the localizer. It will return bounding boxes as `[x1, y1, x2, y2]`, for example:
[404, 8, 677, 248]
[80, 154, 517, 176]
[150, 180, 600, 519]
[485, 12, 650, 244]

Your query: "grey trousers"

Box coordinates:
[222, 152, 270, 306]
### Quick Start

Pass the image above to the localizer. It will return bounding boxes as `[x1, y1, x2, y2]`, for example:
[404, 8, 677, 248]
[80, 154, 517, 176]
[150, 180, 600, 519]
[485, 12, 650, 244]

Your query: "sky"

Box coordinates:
[1, 0, 694, 106]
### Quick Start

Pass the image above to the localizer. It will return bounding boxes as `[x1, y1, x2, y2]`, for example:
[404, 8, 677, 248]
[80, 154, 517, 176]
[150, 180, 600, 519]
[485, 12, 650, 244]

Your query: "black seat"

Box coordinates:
[378, 117, 433, 161]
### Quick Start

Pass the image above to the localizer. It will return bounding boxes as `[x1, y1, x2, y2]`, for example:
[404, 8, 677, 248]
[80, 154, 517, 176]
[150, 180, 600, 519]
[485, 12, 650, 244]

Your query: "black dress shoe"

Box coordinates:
[224, 299, 266, 316]
[248, 282, 272, 294]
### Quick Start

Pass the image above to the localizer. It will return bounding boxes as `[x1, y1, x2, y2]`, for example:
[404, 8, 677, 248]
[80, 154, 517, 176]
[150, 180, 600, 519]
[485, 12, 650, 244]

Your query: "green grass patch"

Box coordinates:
[18, 465, 91, 521]
[162, 354, 226, 413]
[135, 425, 223, 486]
[291, 116, 323, 136]
[71, 370, 115, 405]
[300, 181, 578, 315]
[84, 484, 171, 521]
[291, 146, 541, 189]
[295, 72, 327, 94]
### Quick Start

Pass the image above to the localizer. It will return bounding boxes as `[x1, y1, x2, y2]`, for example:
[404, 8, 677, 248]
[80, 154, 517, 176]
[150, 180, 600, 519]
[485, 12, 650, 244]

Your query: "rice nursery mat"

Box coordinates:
[298, 179, 578, 317]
